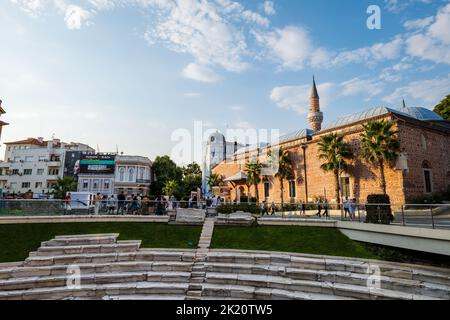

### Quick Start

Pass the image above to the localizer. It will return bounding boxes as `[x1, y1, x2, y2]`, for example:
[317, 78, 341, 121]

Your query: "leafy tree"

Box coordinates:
[151, 156, 183, 196]
[179, 162, 202, 198]
[434, 94, 450, 120]
[182, 162, 202, 176]
[52, 176, 77, 199]
[162, 180, 179, 197]
[317, 134, 353, 204]
[245, 160, 263, 204]
[360, 120, 400, 195]
[207, 173, 223, 190]
[268, 147, 293, 207]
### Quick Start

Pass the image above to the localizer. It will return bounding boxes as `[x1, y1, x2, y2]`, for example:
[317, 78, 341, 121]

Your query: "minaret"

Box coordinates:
[307, 76, 323, 131]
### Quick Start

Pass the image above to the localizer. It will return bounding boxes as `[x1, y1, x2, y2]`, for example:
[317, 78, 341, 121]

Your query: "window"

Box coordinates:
[93, 180, 99, 190]
[289, 180, 296, 198]
[10, 182, 17, 189]
[264, 181, 270, 198]
[13, 157, 21, 162]
[24, 169, 32, 175]
[12, 169, 19, 175]
[119, 167, 125, 181]
[340, 177, 351, 198]
[25, 156, 34, 162]
[82, 180, 89, 190]
[140, 168, 144, 180]
[38, 156, 47, 162]
[422, 161, 433, 194]
[424, 170, 433, 193]
[104, 180, 110, 190]
[129, 168, 134, 182]
[48, 168, 59, 176]
[35, 182, 43, 189]
[37, 169, 44, 175]
[22, 182, 31, 188]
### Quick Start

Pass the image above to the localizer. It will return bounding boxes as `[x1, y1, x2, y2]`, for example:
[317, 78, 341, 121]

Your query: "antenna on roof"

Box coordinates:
[116, 145, 119, 154]
[402, 98, 407, 109]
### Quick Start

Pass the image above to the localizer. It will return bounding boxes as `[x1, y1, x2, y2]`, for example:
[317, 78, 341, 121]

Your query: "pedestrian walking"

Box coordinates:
[316, 199, 322, 217]
[94, 193, 101, 215]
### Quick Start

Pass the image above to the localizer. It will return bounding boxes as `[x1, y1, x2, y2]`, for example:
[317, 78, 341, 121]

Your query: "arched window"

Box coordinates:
[422, 161, 433, 194]
[119, 167, 125, 182]
[129, 168, 134, 182]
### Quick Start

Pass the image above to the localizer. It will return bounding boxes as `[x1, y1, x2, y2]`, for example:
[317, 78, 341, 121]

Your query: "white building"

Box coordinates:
[76, 154, 152, 196]
[202, 131, 244, 194]
[114, 155, 152, 196]
[0, 137, 94, 196]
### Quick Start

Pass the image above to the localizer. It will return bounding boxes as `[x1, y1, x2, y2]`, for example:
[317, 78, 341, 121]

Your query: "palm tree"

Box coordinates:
[163, 179, 179, 196]
[317, 133, 353, 204]
[245, 160, 263, 204]
[52, 176, 77, 199]
[360, 120, 400, 195]
[268, 147, 293, 208]
[207, 173, 222, 190]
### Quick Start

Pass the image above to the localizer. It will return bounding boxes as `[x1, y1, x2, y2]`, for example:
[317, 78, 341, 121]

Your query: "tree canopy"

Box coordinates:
[434, 94, 450, 120]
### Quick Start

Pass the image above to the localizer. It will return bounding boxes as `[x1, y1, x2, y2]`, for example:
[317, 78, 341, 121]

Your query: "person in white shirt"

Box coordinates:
[344, 197, 350, 219]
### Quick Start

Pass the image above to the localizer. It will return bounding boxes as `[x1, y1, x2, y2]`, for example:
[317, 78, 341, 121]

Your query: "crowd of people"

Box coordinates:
[260, 197, 359, 220]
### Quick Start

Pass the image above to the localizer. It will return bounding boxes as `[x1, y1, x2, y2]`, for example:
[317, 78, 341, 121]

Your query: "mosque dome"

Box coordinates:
[398, 100, 443, 121]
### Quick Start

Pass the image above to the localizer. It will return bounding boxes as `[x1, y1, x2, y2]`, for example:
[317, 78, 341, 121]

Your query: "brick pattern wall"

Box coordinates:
[213, 116, 450, 205]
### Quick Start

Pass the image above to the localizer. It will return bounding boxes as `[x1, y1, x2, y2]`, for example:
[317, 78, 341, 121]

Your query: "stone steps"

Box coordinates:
[42, 234, 119, 247]
[206, 251, 450, 286]
[0, 261, 193, 280]
[203, 272, 443, 300]
[34, 241, 142, 256]
[202, 262, 449, 299]
[24, 250, 196, 267]
[0, 281, 189, 300]
[0, 271, 191, 291]
[201, 283, 355, 300]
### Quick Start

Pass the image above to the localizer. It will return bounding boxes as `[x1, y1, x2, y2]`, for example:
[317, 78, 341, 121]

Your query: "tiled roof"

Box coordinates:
[4, 138, 48, 146]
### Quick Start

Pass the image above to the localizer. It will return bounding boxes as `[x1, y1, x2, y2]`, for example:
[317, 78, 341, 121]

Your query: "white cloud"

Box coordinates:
[384, 0, 433, 13]
[428, 3, 450, 45]
[253, 26, 330, 71]
[341, 78, 384, 100]
[270, 82, 335, 114]
[383, 74, 450, 106]
[333, 37, 403, 66]
[182, 63, 220, 83]
[63, 4, 91, 30]
[263, 1, 275, 16]
[10, 0, 46, 18]
[403, 16, 434, 30]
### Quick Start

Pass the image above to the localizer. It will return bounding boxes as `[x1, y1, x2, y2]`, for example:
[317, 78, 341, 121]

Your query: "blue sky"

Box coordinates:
[0, 0, 449, 163]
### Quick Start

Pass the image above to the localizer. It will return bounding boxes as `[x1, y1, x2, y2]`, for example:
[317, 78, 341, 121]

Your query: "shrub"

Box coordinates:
[365, 194, 393, 224]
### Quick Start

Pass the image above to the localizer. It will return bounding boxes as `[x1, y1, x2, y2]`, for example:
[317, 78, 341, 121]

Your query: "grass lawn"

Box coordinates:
[211, 225, 379, 260]
[0, 223, 201, 263]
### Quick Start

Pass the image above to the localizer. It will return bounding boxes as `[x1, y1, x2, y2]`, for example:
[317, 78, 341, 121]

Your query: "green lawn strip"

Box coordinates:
[211, 225, 378, 260]
[0, 223, 201, 263]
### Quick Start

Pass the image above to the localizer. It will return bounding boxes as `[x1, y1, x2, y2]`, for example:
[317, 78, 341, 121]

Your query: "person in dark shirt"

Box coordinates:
[117, 191, 126, 215]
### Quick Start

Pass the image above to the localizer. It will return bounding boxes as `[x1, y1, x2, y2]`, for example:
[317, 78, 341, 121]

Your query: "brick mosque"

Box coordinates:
[212, 78, 450, 204]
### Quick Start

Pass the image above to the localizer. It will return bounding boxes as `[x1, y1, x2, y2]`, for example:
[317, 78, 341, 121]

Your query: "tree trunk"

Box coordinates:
[379, 159, 387, 195]
[247, 185, 251, 203]
[254, 183, 259, 204]
[280, 177, 284, 208]
[334, 169, 340, 205]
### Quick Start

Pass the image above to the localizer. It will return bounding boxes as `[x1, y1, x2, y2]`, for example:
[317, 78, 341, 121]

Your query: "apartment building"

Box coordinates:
[0, 137, 94, 196]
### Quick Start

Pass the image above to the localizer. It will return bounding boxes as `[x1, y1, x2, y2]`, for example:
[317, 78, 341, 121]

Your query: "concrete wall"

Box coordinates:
[337, 221, 450, 256]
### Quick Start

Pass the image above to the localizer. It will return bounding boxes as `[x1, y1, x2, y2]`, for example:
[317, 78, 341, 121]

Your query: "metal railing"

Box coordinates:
[0, 199, 207, 217]
[0, 199, 449, 230]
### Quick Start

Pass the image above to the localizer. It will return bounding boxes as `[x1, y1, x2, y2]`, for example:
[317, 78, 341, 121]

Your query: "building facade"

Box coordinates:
[202, 131, 244, 194]
[76, 154, 152, 196]
[0, 137, 94, 196]
[213, 79, 450, 205]
[0, 100, 8, 143]
[114, 155, 152, 196]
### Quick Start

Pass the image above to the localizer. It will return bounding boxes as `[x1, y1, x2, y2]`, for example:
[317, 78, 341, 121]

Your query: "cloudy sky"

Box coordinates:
[1, 0, 449, 163]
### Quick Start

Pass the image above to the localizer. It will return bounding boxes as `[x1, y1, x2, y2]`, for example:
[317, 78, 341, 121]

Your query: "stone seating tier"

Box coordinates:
[0, 234, 448, 300]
